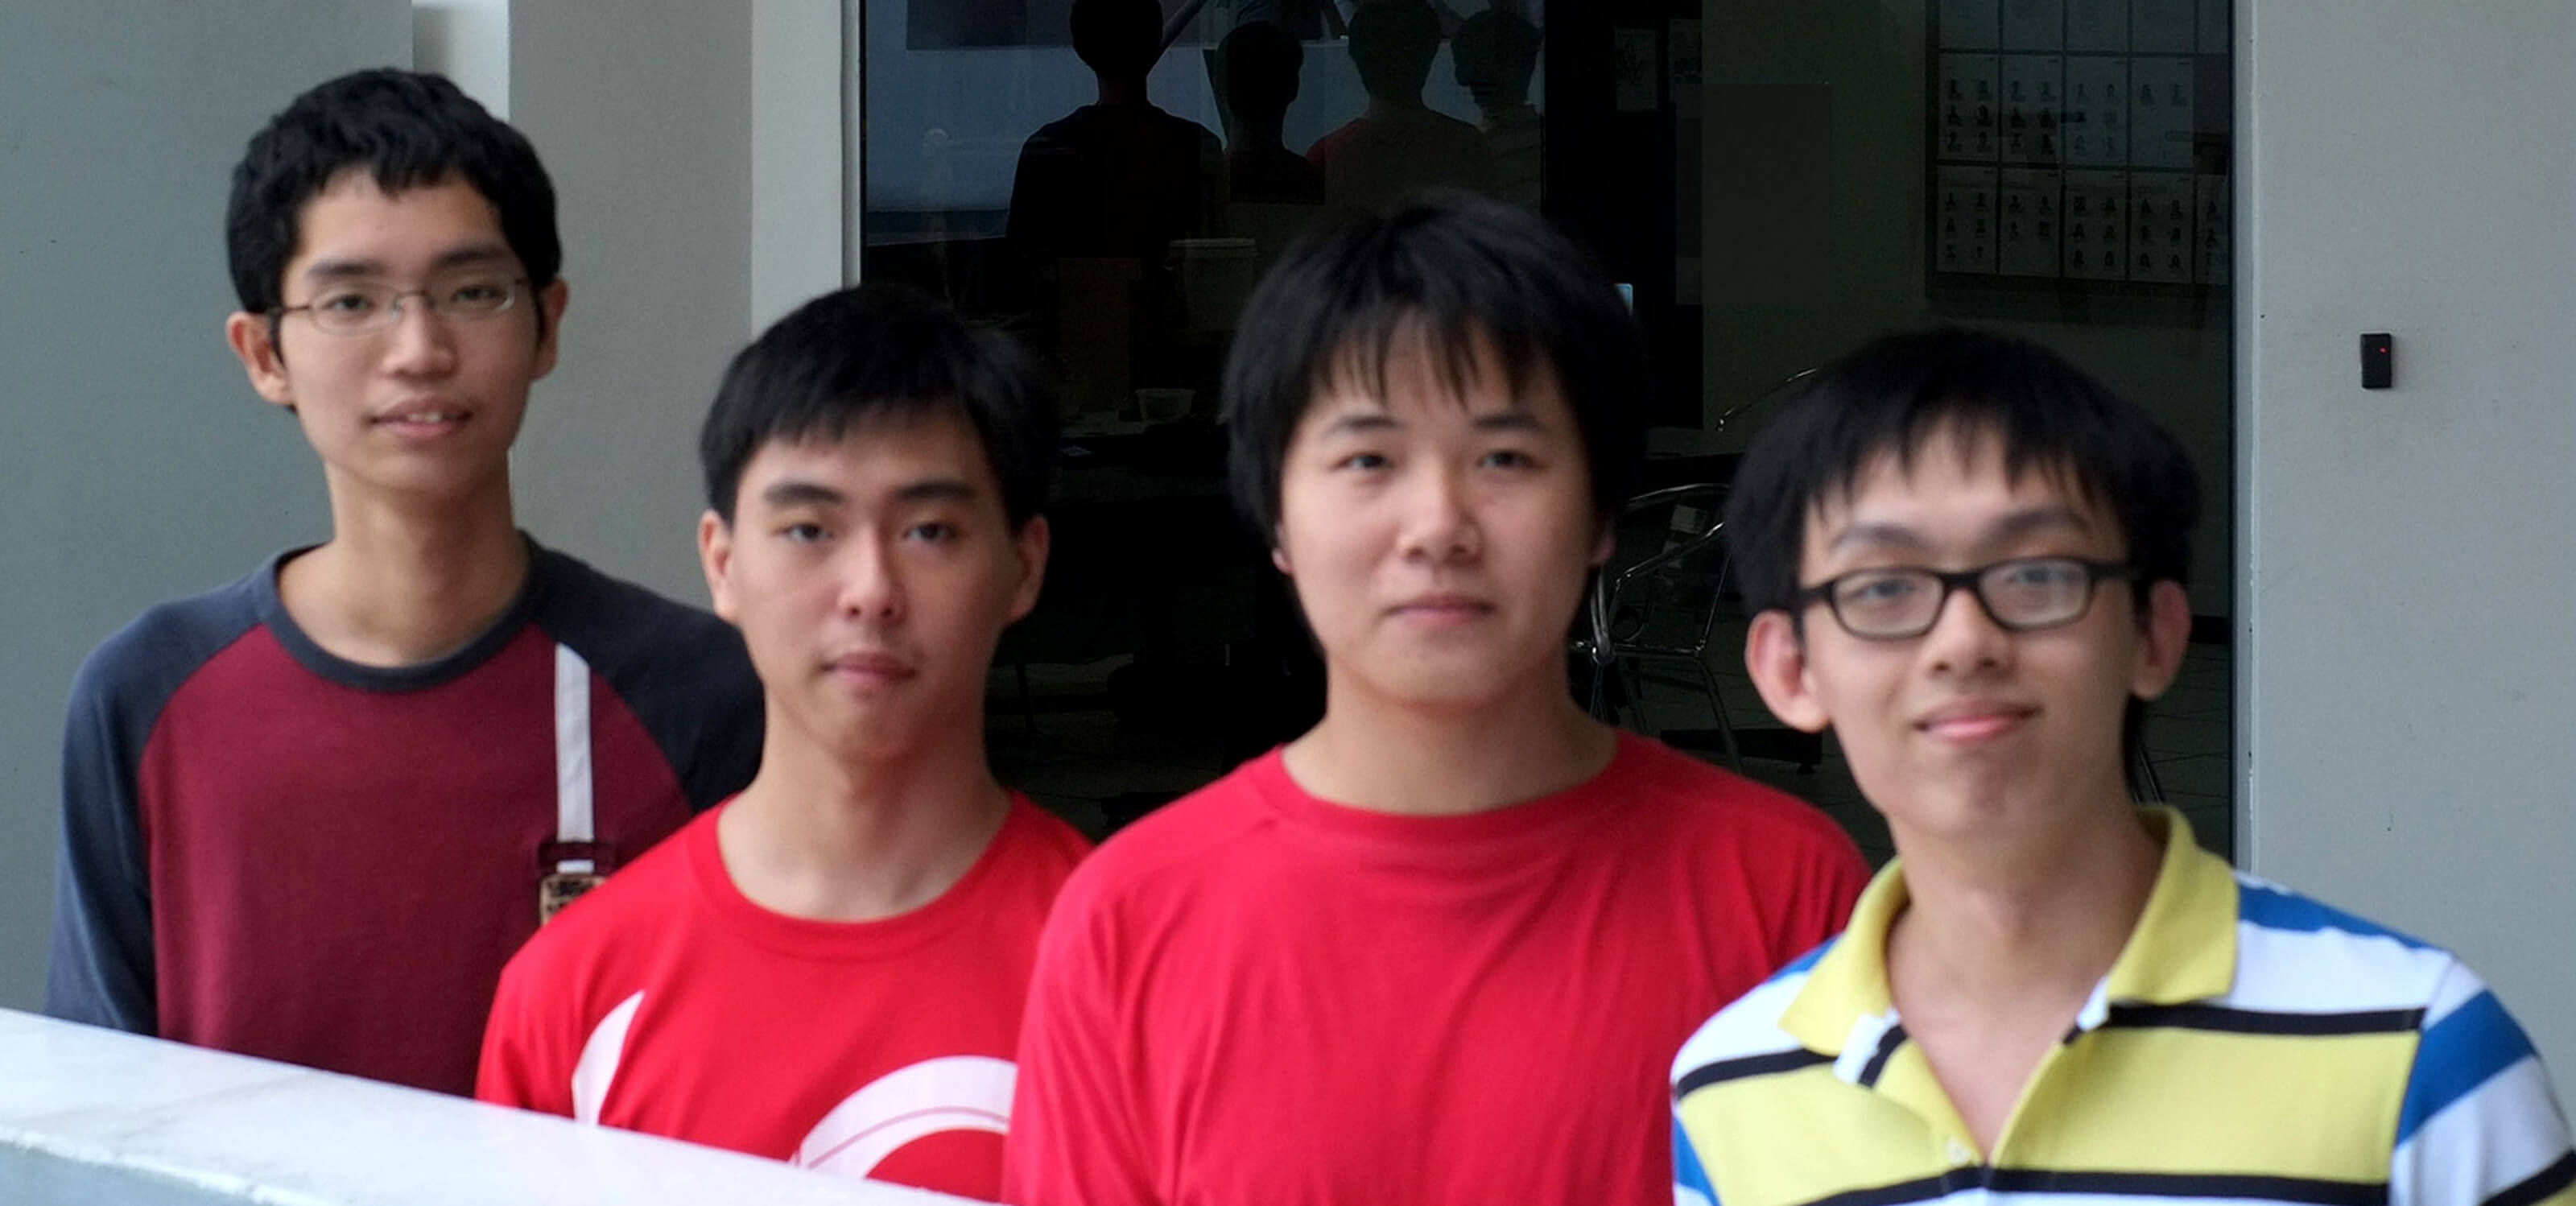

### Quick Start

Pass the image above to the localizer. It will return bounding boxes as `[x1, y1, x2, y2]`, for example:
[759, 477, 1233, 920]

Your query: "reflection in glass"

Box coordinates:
[1307, 1, 1495, 213]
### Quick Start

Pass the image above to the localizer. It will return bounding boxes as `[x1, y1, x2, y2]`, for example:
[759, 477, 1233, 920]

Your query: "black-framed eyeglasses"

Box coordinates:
[1794, 556, 2138, 640]
[271, 275, 530, 335]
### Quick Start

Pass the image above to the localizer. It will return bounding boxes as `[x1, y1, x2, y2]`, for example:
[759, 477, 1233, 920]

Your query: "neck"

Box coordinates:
[717, 711, 1009, 923]
[1886, 795, 2162, 1006]
[1096, 76, 1150, 107]
[1228, 117, 1286, 149]
[282, 472, 526, 666]
[1364, 93, 1430, 121]
[1285, 664, 1616, 816]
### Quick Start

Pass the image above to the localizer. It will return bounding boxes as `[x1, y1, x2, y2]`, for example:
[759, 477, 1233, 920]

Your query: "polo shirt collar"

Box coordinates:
[1778, 805, 2240, 1077]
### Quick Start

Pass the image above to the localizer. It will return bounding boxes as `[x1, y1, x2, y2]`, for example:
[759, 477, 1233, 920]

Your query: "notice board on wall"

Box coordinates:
[1929, 0, 2231, 306]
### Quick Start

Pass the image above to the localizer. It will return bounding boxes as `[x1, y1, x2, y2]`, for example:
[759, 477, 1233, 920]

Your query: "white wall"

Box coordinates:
[500, 2, 758, 601]
[413, 0, 512, 117]
[2238, 0, 2576, 1077]
[0, 2, 411, 1012]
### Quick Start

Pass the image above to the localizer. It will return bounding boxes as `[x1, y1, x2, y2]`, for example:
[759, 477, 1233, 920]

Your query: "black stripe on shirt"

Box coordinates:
[1857, 1024, 1909, 1088]
[2100, 1003, 2427, 1036]
[1985, 1170, 2388, 1206]
[2485, 1150, 2576, 1206]
[1676, 1048, 1834, 1097]
[1802, 1167, 2387, 1206]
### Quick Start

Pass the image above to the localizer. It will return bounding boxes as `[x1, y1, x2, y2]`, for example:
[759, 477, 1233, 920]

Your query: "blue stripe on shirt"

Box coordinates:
[1674, 1113, 1720, 1206]
[2238, 882, 2430, 949]
[2397, 990, 2539, 1144]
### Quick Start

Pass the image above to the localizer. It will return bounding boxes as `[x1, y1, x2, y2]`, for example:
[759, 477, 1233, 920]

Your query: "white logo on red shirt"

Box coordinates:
[793, 1055, 1016, 1179]
[571, 993, 1014, 1181]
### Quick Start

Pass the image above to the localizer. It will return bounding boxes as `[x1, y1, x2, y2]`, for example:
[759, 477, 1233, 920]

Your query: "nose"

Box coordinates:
[1396, 462, 1481, 564]
[1918, 578, 2013, 676]
[835, 535, 906, 623]
[378, 294, 459, 377]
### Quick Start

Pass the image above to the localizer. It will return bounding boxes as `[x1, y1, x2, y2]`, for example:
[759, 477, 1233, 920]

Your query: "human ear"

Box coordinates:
[225, 312, 296, 410]
[1006, 515, 1053, 623]
[529, 278, 571, 379]
[1745, 609, 1832, 733]
[2128, 579, 2192, 701]
[699, 511, 740, 624]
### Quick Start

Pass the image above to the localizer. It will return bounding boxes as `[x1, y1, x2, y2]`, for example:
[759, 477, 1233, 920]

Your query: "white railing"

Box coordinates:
[0, 1009, 960, 1205]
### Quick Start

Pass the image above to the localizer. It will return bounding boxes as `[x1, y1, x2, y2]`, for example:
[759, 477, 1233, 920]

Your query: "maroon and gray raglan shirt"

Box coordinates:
[44, 539, 763, 1096]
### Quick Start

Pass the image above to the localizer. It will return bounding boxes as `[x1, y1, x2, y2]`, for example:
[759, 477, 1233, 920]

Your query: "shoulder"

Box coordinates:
[533, 547, 737, 652]
[1670, 938, 1835, 1091]
[530, 547, 755, 691]
[1610, 736, 1856, 853]
[2225, 871, 2465, 1015]
[1041, 759, 1276, 926]
[1008, 797, 1096, 874]
[70, 569, 269, 725]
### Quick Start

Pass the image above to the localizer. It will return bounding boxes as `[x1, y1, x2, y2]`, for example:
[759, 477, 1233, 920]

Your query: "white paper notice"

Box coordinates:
[1999, 168, 2065, 277]
[2128, 56, 2195, 170]
[2063, 57, 2129, 166]
[1938, 55, 2004, 163]
[1937, 165, 2002, 275]
[2062, 170, 2130, 279]
[2001, 56, 2065, 166]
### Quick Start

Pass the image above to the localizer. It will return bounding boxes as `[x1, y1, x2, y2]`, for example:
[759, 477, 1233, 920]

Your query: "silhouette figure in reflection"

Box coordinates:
[1305, 0, 1495, 212]
[1006, 0, 1224, 407]
[1219, 21, 1323, 204]
[1007, 0, 1224, 268]
[1451, 8, 1541, 209]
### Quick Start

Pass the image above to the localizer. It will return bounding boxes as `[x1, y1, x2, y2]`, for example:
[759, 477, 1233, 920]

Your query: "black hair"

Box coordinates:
[1220, 20, 1305, 125]
[1348, 1, 1443, 100]
[1452, 10, 1541, 108]
[700, 282, 1057, 530]
[1724, 328, 2201, 785]
[1724, 327, 2198, 614]
[225, 68, 559, 324]
[1222, 190, 1647, 542]
[1071, 0, 1166, 82]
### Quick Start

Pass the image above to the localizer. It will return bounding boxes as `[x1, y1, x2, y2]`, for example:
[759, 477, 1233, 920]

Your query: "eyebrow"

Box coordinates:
[1319, 411, 1398, 436]
[1470, 409, 1546, 434]
[300, 242, 515, 282]
[1826, 506, 2093, 555]
[762, 480, 845, 510]
[759, 477, 978, 510]
[1315, 407, 1546, 437]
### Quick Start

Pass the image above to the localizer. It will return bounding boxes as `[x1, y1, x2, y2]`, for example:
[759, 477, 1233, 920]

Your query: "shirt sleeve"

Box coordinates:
[474, 947, 581, 1117]
[2388, 959, 2575, 1206]
[44, 650, 159, 1035]
[1001, 882, 1161, 1206]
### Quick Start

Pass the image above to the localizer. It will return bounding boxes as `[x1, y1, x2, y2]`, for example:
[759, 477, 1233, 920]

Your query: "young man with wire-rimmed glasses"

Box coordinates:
[45, 68, 761, 1097]
[1670, 328, 2571, 1206]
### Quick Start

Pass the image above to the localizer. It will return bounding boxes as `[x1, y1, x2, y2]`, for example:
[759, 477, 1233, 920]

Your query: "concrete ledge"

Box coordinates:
[0, 1010, 955, 1205]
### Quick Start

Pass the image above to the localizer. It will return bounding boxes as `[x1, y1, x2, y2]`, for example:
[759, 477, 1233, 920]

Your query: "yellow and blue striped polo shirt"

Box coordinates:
[1670, 808, 2574, 1206]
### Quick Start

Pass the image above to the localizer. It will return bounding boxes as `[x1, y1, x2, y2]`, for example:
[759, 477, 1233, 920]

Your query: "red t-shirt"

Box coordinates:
[478, 795, 1090, 1201]
[1002, 733, 1868, 1206]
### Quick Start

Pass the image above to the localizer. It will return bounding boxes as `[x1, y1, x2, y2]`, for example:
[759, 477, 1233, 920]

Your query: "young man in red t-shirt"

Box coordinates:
[477, 284, 1088, 1201]
[1002, 193, 1872, 1206]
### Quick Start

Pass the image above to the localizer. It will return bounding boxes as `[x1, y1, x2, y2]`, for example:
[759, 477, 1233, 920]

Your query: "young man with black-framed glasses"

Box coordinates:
[1670, 328, 2571, 1206]
[44, 68, 762, 1097]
